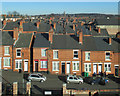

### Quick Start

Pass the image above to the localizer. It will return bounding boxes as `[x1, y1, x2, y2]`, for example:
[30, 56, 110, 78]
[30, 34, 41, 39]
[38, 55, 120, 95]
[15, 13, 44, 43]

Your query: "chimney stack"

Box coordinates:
[98, 27, 101, 33]
[89, 25, 91, 31]
[53, 23, 56, 30]
[109, 37, 112, 45]
[79, 31, 83, 44]
[37, 21, 40, 29]
[3, 20, 6, 26]
[13, 27, 19, 40]
[73, 24, 75, 31]
[49, 29, 54, 44]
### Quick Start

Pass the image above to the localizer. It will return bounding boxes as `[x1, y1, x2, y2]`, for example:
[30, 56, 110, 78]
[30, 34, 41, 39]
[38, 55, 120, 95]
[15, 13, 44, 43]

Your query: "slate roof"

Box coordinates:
[23, 23, 37, 31]
[95, 18, 119, 25]
[0, 31, 14, 45]
[14, 33, 33, 48]
[37, 23, 51, 32]
[33, 33, 50, 48]
[51, 35, 81, 49]
[3, 21, 19, 30]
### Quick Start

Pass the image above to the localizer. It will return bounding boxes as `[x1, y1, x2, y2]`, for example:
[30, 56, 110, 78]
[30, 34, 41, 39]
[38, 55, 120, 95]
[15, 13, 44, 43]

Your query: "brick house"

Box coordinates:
[33, 33, 50, 72]
[0, 31, 14, 70]
[13, 33, 33, 73]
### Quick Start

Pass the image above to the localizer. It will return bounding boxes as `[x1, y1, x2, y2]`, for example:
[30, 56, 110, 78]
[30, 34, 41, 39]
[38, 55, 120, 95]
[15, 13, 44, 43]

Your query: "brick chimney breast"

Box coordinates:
[109, 37, 112, 45]
[98, 27, 101, 33]
[79, 31, 83, 44]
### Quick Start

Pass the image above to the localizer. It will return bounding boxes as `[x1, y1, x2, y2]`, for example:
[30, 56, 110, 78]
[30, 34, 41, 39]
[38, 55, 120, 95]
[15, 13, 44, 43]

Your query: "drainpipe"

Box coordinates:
[81, 49, 83, 76]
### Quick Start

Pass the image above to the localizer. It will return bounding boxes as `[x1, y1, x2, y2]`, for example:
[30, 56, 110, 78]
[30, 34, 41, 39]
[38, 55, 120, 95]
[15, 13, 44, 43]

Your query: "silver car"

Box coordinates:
[66, 75, 83, 84]
[28, 73, 46, 82]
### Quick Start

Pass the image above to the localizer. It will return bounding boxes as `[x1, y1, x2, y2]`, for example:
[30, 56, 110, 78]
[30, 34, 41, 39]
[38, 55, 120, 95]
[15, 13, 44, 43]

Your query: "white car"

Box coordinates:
[28, 73, 46, 82]
[66, 75, 83, 84]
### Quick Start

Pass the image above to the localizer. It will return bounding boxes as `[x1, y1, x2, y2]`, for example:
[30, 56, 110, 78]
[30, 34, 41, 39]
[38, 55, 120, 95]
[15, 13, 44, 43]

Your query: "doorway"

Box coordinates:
[66, 62, 70, 74]
[115, 66, 119, 76]
[61, 62, 65, 74]
[24, 61, 28, 71]
[93, 64, 97, 74]
[35, 61, 38, 72]
[98, 64, 102, 73]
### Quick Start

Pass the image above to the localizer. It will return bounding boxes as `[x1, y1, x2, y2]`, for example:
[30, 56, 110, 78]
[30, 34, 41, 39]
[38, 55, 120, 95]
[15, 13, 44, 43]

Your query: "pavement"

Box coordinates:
[1, 70, 120, 95]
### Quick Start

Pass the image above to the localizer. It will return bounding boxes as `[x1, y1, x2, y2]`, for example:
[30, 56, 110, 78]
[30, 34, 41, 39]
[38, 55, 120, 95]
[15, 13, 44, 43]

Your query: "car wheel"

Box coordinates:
[79, 81, 82, 84]
[41, 80, 44, 82]
[91, 82, 94, 85]
[29, 79, 32, 82]
[67, 81, 70, 84]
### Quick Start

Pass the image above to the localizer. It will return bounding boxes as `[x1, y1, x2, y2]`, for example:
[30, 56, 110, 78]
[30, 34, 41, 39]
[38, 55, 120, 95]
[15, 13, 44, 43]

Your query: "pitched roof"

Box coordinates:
[14, 33, 33, 48]
[37, 23, 51, 32]
[33, 33, 50, 48]
[23, 23, 37, 31]
[51, 35, 81, 49]
[0, 31, 14, 45]
[3, 21, 19, 30]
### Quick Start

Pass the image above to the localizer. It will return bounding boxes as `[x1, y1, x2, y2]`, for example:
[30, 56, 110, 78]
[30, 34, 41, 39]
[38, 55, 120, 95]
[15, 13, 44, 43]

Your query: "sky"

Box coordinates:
[1, 2, 119, 15]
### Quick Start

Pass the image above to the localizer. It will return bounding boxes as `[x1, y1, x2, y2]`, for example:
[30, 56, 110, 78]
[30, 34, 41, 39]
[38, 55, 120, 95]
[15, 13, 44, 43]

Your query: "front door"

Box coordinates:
[66, 62, 70, 74]
[115, 66, 119, 76]
[62, 62, 65, 74]
[93, 64, 97, 74]
[98, 64, 102, 73]
[24, 61, 28, 71]
[35, 61, 38, 72]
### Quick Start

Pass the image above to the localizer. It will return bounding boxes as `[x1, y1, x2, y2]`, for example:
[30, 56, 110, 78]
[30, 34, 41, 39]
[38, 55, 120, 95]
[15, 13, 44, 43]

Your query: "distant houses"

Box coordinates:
[0, 14, 120, 77]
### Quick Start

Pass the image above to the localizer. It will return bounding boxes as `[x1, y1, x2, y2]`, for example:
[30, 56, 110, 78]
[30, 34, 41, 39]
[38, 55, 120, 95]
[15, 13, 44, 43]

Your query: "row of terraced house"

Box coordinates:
[0, 15, 120, 77]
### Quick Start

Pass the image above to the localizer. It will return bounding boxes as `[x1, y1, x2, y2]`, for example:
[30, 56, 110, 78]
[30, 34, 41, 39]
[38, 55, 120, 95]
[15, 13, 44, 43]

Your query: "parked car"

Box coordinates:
[66, 75, 83, 84]
[84, 77, 109, 85]
[28, 73, 46, 82]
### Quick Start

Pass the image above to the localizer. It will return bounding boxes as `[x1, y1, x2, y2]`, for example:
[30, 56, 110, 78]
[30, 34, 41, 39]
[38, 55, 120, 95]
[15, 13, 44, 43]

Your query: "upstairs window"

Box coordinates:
[105, 52, 110, 61]
[85, 52, 90, 61]
[4, 46, 9, 55]
[53, 50, 58, 59]
[16, 49, 21, 57]
[73, 50, 78, 59]
[41, 49, 46, 57]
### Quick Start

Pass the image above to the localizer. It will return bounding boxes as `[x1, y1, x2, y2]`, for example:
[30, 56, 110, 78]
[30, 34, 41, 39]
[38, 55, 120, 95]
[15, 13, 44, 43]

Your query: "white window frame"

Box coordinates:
[84, 63, 91, 72]
[41, 61, 47, 68]
[16, 48, 21, 58]
[52, 61, 59, 71]
[15, 59, 22, 69]
[72, 61, 79, 71]
[53, 50, 58, 59]
[104, 63, 111, 72]
[105, 51, 111, 61]
[3, 57, 10, 67]
[73, 50, 79, 59]
[41, 48, 47, 57]
[85, 51, 90, 61]
[4, 46, 10, 56]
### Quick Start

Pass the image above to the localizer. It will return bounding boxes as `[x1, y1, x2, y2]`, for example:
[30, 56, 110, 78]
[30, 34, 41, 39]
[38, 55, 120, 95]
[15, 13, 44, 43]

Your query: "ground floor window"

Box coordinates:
[52, 61, 59, 71]
[15, 60, 22, 69]
[41, 61, 47, 68]
[104, 63, 111, 72]
[72, 61, 79, 71]
[4, 57, 10, 67]
[84, 63, 91, 72]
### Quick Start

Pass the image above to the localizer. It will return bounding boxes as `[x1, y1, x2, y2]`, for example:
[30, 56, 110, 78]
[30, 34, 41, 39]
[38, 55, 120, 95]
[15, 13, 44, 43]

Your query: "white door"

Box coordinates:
[66, 63, 70, 74]
[0, 58, 1, 69]
[98, 64, 102, 73]
[24, 61, 28, 71]
[93, 64, 97, 74]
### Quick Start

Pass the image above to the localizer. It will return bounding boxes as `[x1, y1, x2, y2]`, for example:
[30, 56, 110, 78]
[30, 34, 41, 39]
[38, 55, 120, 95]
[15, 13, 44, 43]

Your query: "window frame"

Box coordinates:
[53, 50, 58, 59]
[85, 51, 90, 61]
[16, 48, 21, 58]
[105, 51, 111, 61]
[72, 61, 79, 71]
[41, 48, 47, 57]
[84, 63, 91, 72]
[3, 57, 10, 67]
[104, 63, 111, 72]
[4, 46, 10, 56]
[73, 50, 79, 59]
[52, 61, 59, 71]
